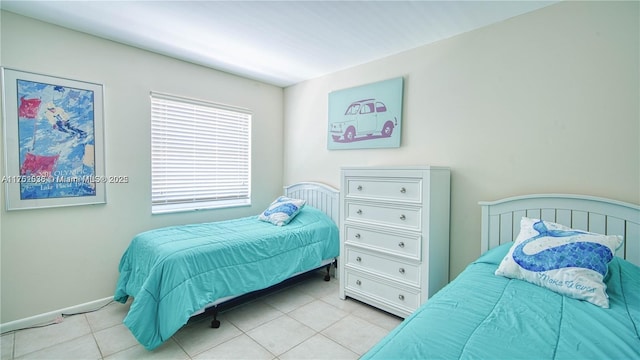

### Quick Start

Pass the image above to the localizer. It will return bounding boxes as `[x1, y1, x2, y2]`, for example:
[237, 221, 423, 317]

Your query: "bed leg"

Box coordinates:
[324, 263, 331, 281]
[210, 307, 221, 328]
[324, 258, 338, 281]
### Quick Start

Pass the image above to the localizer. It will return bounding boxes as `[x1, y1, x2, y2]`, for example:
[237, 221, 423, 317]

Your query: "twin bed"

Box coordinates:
[114, 182, 340, 350]
[363, 194, 640, 359]
[115, 184, 640, 359]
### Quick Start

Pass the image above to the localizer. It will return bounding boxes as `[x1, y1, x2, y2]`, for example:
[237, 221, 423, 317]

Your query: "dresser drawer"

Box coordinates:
[345, 177, 422, 203]
[345, 270, 420, 311]
[345, 225, 421, 260]
[345, 202, 421, 231]
[345, 248, 420, 286]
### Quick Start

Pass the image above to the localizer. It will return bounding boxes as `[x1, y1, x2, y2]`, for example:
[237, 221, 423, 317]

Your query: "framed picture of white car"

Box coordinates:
[328, 77, 403, 150]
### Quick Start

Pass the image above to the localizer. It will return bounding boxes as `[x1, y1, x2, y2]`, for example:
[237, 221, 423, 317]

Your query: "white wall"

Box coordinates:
[0, 12, 284, 323]
[283, 1, 640, 278]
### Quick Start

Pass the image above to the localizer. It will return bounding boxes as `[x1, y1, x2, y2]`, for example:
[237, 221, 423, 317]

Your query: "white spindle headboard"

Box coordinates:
[480, 194, 640, 266]
[284, 182, 340, 225]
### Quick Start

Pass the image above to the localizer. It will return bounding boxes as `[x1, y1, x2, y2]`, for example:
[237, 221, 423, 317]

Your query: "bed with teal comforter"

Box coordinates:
[114, 206, 339, 350]
[363, 243, 640, 360]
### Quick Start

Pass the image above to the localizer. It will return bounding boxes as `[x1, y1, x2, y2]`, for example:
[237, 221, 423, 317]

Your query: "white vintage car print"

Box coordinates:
[330, 98, 397, 142]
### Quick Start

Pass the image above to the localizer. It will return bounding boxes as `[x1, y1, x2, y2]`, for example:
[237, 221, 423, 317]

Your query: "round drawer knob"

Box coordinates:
[356, 256, 362, 262]
[400, 214, 406, 221]
[356, 280, 362, 286]
[399, 268, 405, 274]
[398, 242, 405, 248]
[357, 185, 363, 191]
[400, 187, 406, 193]
[398, 294, 405, 301]
[357, 209, 363, 215]
[355, 233, 361, 239]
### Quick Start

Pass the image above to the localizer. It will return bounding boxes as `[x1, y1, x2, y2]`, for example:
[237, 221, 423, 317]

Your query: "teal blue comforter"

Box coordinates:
[114, 206, 338, 350]
[363, 243, 640, 360]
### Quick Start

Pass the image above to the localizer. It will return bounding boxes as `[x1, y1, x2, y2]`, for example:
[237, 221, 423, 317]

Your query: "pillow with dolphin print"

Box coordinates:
[259, 196, 306, 226]
[495, 217, 623, 308]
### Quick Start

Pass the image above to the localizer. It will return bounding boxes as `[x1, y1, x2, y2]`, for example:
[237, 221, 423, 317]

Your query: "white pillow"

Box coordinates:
[495, 217, 623, 308]
[259, 196, 306, 226]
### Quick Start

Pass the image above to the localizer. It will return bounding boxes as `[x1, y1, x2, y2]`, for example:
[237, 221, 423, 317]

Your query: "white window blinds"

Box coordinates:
[151, 92, 251, 214]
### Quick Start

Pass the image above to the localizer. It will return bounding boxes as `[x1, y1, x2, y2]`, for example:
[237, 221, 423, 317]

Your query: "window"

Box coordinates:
[360, 102, 374, 114]
[345, 103, 360, 115]
[150, 92, 251, 214]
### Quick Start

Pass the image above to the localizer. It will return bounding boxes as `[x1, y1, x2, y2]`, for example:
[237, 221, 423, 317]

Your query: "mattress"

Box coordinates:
[363, 242, 640, 360]
[114, 205, 339, 350]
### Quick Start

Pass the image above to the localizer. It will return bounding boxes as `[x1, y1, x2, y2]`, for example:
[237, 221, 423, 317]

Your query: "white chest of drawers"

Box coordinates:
[339, 166, 450, 318]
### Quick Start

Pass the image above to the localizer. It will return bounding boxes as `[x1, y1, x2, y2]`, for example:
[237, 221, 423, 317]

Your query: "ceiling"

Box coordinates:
[1, 1, 557, 87]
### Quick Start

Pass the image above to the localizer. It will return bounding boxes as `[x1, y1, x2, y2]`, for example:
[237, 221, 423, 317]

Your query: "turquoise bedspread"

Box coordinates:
[363, 243, 640, 360]
[114, 206, 338, 350]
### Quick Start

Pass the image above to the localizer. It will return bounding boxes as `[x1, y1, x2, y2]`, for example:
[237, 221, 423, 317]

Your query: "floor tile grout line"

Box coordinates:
[90, 329, 105, 360]
[170, 335, 193, 360]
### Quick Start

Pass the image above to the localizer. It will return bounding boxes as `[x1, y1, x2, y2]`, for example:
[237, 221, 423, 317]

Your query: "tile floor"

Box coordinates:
[1, 270, 402, 360]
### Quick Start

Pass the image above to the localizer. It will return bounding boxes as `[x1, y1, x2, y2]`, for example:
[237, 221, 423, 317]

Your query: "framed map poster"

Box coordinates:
[1, 68, 106, 210]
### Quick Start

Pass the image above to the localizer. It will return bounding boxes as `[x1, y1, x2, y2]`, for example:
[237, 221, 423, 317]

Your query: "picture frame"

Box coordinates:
[1, 68, 106, 210]
[328, 77, 403, 150]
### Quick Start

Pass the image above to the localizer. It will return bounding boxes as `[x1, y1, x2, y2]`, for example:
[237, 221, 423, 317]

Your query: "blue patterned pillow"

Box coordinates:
[495, 217, 623, 308]
[259, 196, 306, 226]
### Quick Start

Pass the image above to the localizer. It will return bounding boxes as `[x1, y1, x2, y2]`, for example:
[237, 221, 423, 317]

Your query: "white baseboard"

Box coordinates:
[0, 297, 114, 334]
